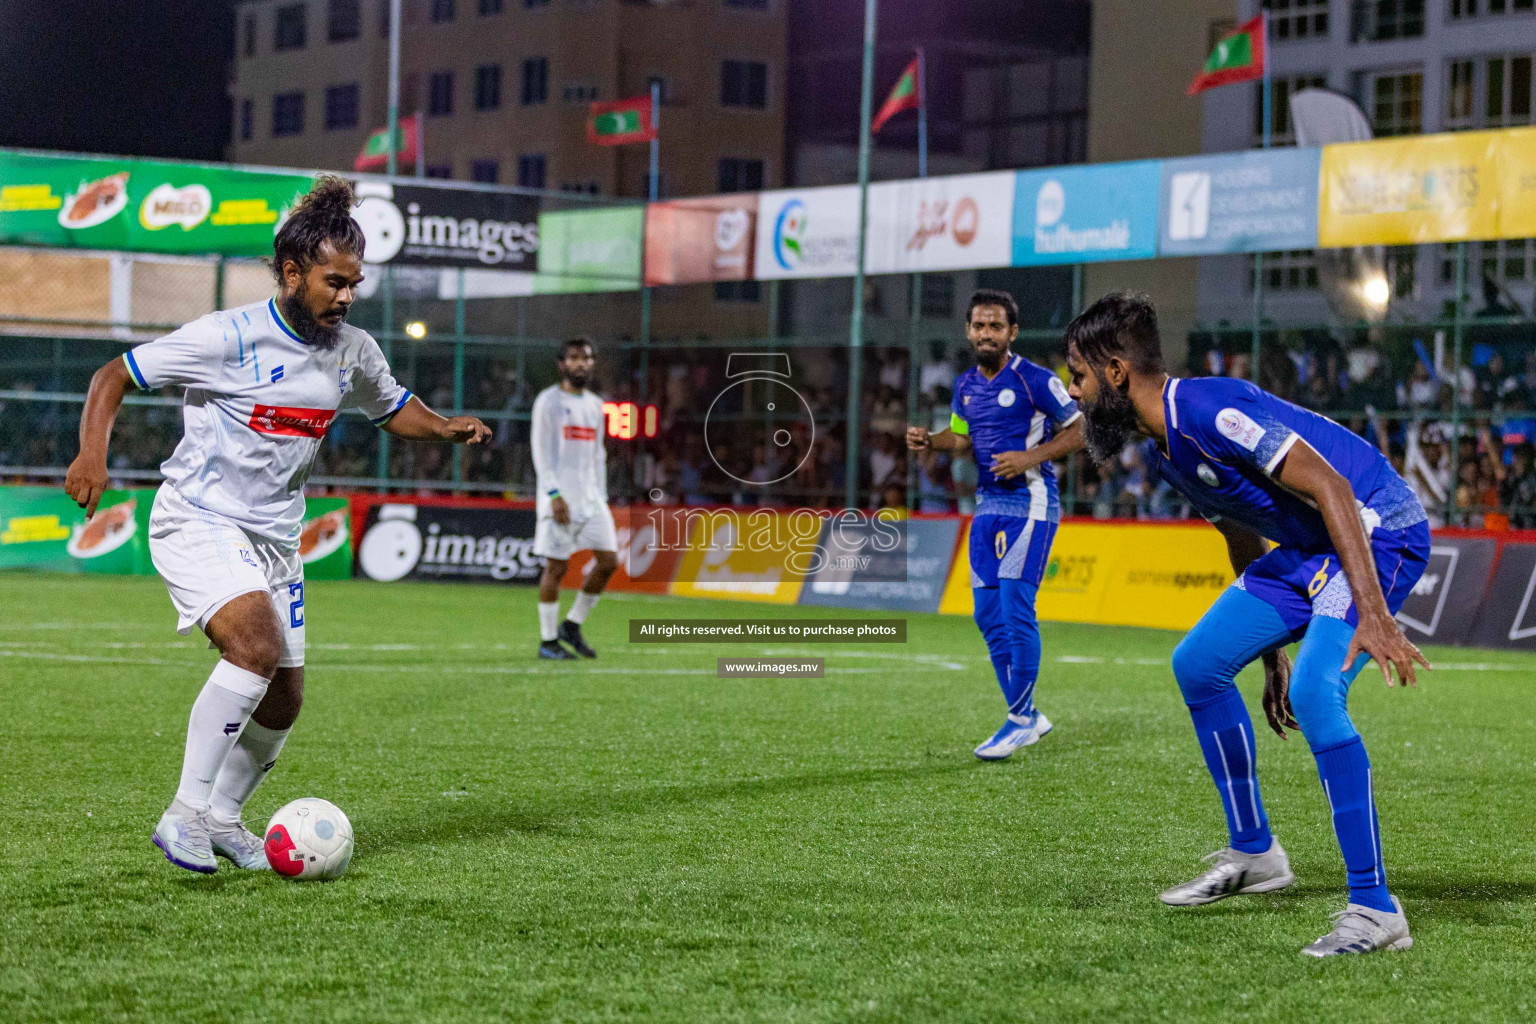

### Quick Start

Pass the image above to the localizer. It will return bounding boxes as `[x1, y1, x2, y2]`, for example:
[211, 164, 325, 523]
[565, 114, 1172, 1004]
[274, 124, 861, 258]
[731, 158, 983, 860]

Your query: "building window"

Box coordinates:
[721, 60, 767, 108]
[1451, 0, 1535, 17]
[1350, 0, 1422, 42]
[1487, 54, 1535, 126]
[1262, 0, 1329, 41]
[1369, 69, 1422, 136]
[429, 71, 454, 116]
[275, 3, 307, 50]
[525, 0, 549, 7]
[425, 164, 453, 179]
[324, 84, 360, 129]
[717, 157, 764, 193]
[517, 155, 546, 188]
[479, 0, 503, 11]
[272, 92, 305, 137]
[560, 179, 601, 194]
[472, 159, 500, 184]
[475, 65, 502, 110]
[239, 99, 253, 141]
[328, 0, 360, 40]
[714, 280, 763, 302]
[1447, 59, 1477, 128]
[563, 83, 600, 103]
[521, 57, 548, 105]
[243, 13, 256, 56]
[431, 0, 455, 22]
[1444, 54, 1535, 129]
[1443, 239, 1536, 286]
[723, 0, 768, 8]
[1251, 250, 1319, 291]
[1254, 74, 1327, 144]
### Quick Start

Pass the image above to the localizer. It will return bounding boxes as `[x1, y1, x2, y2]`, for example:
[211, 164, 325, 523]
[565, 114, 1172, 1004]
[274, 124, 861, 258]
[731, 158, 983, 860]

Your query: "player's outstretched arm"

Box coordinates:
[380, 396, 491, 445]
[64, 357, 136, 518]
[906, 425, 971, 455]
[991, 419, 1084, 479]
[1273, 438, 1431, 688]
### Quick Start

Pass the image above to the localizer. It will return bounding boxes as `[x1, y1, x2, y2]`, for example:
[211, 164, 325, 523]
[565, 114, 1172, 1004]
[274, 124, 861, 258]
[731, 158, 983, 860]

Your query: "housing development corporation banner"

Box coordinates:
[1159, 149, 1321, 255]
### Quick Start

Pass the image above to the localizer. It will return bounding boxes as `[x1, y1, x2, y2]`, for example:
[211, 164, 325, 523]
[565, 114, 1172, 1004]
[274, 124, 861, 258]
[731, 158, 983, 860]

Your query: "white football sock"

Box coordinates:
[174, 660, 270, 812]
[538, 601, 559, 641]
[568, 591, 601, 625]
[209, 719, 291, 825]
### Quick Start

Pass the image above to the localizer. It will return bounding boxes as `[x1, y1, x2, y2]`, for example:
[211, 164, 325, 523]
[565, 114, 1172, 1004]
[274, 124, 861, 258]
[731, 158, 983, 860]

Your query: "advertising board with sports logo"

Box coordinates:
[534, 206, 642, 294]
[643, 196, 757, 286]
[752, 186, 861, 280]
[864, 171, 1015, 274]
[0, 486, 151, 574]
[1318, 130, 1501, 247]
[558, 507, 693, 594]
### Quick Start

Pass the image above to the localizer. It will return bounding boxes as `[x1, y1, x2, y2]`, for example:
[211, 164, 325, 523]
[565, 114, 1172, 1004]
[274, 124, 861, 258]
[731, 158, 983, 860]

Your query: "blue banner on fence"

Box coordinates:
[1012, 161, 1160, 266]
[798, 518, 960, 614]
[1158, 148, 1321, 256]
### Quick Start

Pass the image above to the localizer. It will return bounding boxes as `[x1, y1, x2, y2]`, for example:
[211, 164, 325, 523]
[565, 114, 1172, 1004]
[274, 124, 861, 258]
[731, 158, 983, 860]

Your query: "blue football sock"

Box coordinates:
[972, 587, 1022, 709]
[1000, 577, 1042, 717]
[1188, 689, 1273, 855]
[1314, 737, 1393, 913]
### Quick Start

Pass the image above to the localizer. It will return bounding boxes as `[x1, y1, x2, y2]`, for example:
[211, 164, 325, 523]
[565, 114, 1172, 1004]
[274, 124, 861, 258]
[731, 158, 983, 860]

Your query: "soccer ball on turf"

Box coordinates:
[264, 798, 354, 880]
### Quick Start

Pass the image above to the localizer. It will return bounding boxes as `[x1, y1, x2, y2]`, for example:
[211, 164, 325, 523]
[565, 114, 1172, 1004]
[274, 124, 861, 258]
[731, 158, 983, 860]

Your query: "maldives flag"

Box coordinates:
[353, 115, 419, 171]
[587, 97, 657, 146]
[871, 53, 922, 134]
[1188, 16, 1266, 96]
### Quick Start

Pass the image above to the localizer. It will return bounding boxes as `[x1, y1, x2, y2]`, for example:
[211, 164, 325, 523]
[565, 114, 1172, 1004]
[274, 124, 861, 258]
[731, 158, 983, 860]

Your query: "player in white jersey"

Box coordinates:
[64, 177, 491, 875]
[530, 337, 618, 659]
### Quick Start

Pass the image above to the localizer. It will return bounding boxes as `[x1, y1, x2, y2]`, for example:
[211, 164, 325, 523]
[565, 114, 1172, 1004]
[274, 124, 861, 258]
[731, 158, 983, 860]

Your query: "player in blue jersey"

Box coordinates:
[907, 290, 1084, 760]
[1064, 292, 1431, 957]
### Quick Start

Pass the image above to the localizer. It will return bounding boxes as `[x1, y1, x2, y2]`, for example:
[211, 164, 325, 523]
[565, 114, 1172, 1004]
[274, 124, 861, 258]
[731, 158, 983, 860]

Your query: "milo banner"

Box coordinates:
[0, 151, 312, 256]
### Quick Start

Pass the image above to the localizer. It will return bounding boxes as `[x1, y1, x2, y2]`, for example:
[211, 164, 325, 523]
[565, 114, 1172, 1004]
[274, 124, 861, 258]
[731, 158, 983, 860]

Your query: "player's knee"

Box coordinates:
[1288, 671, 1356, 749]
[592, 551, 618, 576]
[222, 621, 283, 678]
[1170, 635, 1223, 705]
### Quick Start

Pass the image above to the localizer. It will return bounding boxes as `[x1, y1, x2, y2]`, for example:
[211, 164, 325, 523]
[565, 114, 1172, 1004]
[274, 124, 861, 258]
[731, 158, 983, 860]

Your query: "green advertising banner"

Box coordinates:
[533, 206, 643, 294]
[0, 151, 315, 256]
[0, 487, 353, 580]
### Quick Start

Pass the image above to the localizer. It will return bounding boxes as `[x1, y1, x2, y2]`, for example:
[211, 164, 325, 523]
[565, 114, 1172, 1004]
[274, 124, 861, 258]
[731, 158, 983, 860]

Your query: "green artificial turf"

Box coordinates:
[1, 572, 1533, 1023]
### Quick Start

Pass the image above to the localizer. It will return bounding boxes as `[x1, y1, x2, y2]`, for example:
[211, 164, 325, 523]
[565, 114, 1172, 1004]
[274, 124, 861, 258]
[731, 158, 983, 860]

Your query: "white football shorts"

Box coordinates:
[147, 484, 306, 667]
[532, 506, 618, 561]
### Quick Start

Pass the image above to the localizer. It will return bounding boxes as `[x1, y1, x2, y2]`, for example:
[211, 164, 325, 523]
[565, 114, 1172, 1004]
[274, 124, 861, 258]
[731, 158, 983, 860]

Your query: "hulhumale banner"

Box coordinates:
[1012, 160, 1161, 266]
[1159, 148, 1321, 255]
[0, 151, 313, 256]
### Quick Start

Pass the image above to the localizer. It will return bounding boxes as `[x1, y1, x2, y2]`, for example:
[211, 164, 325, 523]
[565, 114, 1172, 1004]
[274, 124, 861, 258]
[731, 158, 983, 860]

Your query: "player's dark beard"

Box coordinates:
[280, 284, 343, 350]
[1081, 368, 1138, 466]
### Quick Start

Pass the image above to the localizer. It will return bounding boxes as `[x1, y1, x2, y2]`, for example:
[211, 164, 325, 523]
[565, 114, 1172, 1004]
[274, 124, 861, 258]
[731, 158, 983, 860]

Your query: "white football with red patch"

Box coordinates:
[264, 798, 354, 881]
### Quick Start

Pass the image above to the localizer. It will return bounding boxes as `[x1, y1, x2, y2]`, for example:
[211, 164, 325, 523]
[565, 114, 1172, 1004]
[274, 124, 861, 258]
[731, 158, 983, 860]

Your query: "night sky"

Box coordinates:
[0, 0, 235, 162]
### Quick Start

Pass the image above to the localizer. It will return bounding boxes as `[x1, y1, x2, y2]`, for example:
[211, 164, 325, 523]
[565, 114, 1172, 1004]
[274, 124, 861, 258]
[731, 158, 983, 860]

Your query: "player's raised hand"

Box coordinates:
[1346, 610, 1431, 688]
[1260, 648, 1298, 739]
[905, 425, 931, 451]
[550, 495, 571, 526]
[63, 452, 109, 519]
[990, 451, 1034, 480]
[441, 416, 492, 445]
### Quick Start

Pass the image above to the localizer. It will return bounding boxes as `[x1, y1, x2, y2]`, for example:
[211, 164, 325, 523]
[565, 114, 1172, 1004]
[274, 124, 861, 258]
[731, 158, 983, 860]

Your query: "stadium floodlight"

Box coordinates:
[405, 321, 428, 340]
[1361, 274, 1390, 312]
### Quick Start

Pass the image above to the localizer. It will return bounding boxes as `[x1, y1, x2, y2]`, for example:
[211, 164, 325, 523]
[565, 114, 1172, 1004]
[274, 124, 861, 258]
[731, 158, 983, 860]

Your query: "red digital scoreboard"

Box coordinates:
[601, 402, 659, 440]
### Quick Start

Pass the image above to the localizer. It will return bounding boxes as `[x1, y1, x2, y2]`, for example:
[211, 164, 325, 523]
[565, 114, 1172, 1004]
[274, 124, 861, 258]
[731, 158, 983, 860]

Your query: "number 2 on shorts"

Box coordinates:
[288, 582, 305, 628]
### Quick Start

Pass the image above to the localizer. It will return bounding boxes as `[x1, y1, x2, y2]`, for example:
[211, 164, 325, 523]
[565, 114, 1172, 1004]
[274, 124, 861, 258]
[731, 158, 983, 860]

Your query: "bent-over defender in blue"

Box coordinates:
[1066, 291, 1431, 958]
[955, 355, 1081, 756]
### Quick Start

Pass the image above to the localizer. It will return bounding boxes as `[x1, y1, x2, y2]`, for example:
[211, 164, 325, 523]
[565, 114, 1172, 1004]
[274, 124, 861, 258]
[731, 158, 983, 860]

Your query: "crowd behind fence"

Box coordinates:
[4, 305, 1535, 528]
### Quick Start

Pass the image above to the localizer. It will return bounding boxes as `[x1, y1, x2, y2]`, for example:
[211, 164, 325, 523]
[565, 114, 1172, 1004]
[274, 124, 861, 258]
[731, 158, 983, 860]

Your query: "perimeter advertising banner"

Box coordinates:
[668, 508, 825, 604]
[1318, 130, 1502, 247]
[863, 172, 1016, 274]
[1497, 126, 1536, 240]
[350, 179, 540, 271]
[1469, 541, 1536, 651]
[0, 152, 312, 256]
[643, 195, 757, 286]
[799, 517, 958, 613]
[1012, 160, 1161, 266]
[558, 507, 694, 593]
[753, 185, 861, 280]
[1159, 148, 1321, 255]
[354, 501, 541, 584]
[534, 206, 642, 294]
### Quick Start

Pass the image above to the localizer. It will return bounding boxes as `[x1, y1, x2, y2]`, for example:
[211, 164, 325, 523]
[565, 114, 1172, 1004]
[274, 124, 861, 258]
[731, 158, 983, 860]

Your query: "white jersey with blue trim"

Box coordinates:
[1150, 376, 1426, 550]
[123, 297, 410, 546]
[951, 353, 1081, 522]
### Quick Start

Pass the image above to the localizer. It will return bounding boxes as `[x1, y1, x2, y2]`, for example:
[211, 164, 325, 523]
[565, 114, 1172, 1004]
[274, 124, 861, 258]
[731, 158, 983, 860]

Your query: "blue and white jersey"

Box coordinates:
[1150, 377, 1426, 550]
[951, 353, 1080, 522]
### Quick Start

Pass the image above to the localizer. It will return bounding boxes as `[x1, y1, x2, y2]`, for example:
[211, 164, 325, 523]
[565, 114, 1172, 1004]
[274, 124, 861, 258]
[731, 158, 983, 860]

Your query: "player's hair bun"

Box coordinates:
[270, 174, 366, 285]
[296, 174, 358, 221]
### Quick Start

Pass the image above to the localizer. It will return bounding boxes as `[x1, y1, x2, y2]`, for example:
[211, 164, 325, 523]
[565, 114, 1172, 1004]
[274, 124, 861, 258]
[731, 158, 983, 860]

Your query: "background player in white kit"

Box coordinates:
[63, 177, 491, 874]
[531, 338, 618, 660]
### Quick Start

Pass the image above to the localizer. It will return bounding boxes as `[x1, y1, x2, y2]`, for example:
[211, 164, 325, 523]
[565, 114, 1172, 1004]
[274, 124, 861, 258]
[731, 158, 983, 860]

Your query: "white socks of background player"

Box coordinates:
[568, 591, 600, 625]
[209, 720, 291, 825]
[539, 602, 560, 642]
[174, 660, 269, 812]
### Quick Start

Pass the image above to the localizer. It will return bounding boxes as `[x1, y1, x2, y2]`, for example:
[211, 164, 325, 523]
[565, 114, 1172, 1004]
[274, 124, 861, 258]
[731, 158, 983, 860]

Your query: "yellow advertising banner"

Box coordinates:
[937, 520, 1232, 631]
[668, 508, 820, 605]
[1498, 127, 1536, 240]
[1319, 131, 1501, 247]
